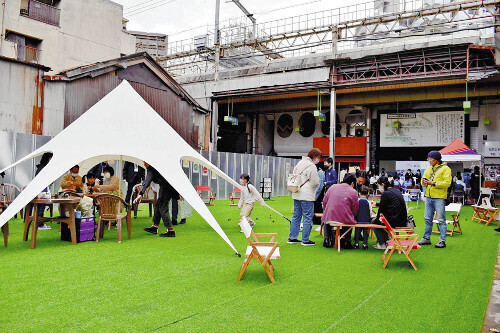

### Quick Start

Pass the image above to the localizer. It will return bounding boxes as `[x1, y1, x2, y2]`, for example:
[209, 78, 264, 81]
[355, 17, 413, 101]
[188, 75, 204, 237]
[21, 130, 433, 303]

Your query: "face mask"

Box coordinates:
[313, 158, 320, 165]
[104, 173, 111, 179]
[71, 173, 78, 177]
[239, 179, 245, 185]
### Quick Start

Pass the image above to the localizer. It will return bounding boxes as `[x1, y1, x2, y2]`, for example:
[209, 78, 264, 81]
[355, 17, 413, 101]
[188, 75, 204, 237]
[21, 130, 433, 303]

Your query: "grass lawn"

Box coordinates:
[0, 196, 498, 332]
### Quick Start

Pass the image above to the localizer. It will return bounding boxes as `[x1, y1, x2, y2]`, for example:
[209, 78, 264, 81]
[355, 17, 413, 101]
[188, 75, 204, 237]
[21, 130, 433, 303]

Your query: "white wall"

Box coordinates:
[0, 59, 42, 134]
[273, 107, 367, 156]
[43, 81, 65, 136]
[0, 0, 135, 74]
[478, 103, 500, 165]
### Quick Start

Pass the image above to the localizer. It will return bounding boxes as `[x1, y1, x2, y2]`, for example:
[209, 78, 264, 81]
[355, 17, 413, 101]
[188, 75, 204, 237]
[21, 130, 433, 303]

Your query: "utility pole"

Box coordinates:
[330, 27, 338, 167]
[214, 0, 221, 83]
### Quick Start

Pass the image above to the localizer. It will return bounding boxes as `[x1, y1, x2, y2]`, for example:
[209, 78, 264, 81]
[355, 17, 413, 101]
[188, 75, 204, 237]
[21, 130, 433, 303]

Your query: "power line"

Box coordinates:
[124, 0, 158, 11]
[124, 0, 176, 16]
[168, 23, 497, 64]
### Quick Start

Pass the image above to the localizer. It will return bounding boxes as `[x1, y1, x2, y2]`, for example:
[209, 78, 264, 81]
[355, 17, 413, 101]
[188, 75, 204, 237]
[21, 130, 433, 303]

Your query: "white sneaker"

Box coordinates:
[373, 243, 387, 250]
[38, 224, 51, 230]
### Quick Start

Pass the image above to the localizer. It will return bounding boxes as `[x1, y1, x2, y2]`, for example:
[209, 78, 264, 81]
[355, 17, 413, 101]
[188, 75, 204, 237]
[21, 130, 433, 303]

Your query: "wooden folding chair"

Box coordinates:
[229, 187, 242, 206]
[93, 194, 131, 243]
[237, 216, 280, 283]
[196, 186, 216, 205]
[380, 214, 421, 270]
[432, 203, 462, 236]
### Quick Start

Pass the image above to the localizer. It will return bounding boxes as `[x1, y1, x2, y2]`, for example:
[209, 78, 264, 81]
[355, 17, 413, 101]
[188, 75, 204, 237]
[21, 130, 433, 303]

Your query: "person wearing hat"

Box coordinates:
[418, 150, 452, 248]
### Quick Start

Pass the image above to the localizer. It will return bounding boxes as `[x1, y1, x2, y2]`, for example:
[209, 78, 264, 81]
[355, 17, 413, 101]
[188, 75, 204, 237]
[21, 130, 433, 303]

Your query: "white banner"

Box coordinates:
[380, 111, 464, 147]
[395, 161, 428, 178]
[484, 141, 500, 157]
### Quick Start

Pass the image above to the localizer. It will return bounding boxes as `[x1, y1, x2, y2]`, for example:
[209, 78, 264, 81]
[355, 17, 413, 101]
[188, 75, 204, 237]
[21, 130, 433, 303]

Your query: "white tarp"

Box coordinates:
[0, 81, 242, 255]
[441, 154, 482, 162]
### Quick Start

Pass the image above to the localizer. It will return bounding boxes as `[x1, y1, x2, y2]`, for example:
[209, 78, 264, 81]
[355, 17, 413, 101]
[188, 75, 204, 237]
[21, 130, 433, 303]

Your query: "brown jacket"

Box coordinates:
[98, 176, 120, 195]
[61, 173, 83, 191]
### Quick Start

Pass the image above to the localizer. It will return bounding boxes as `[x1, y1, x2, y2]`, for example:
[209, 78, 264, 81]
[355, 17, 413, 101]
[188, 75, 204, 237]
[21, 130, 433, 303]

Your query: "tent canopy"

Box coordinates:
[0, 81, 242, 254]
[439, 138, 483, 162]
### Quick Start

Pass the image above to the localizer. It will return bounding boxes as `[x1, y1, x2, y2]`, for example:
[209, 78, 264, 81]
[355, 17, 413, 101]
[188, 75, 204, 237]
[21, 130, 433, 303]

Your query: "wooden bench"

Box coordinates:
[326, 222, 387, 252]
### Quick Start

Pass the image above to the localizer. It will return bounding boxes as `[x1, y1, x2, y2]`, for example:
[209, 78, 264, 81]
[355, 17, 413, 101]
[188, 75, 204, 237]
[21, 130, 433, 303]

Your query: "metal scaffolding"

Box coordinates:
[333, 45, 497, 86]
[157, 0, 498, 77]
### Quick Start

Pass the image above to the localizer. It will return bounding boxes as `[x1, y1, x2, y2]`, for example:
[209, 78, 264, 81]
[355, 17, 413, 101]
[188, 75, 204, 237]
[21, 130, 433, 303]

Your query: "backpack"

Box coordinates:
[286, 164, 313, 193]
[286, 174, 309, 193]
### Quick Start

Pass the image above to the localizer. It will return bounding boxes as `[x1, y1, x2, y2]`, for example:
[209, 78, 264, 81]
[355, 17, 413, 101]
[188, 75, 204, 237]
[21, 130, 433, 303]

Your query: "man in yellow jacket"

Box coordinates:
[418, 151, 452, 248]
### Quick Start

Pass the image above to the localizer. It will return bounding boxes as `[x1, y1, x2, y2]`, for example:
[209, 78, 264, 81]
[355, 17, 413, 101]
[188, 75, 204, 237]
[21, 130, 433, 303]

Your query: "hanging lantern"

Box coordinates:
[463, 82, 470, 114]
[484, 100, 491, 126]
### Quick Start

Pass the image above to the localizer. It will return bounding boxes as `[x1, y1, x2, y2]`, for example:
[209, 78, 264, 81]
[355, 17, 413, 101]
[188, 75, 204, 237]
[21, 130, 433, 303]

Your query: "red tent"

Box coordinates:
[439, 138, 482, 162]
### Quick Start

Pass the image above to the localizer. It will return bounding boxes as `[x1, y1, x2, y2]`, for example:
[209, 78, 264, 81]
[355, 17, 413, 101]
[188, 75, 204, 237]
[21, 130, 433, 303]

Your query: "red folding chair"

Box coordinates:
[380, 214, 421, 270]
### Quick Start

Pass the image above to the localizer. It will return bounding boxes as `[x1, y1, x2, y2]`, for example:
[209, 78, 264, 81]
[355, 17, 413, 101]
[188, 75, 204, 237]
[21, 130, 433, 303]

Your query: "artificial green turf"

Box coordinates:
[0, 197, 498, 332]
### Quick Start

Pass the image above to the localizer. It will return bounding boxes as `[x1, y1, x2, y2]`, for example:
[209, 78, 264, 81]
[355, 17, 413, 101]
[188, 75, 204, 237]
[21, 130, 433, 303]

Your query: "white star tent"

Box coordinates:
[0, 81, 242, 255]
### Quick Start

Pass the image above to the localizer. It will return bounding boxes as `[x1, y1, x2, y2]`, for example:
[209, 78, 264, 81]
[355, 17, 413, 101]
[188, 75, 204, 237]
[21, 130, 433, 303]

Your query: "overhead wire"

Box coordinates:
[171, 22, 498, 64]
[124, 0, 176, 17]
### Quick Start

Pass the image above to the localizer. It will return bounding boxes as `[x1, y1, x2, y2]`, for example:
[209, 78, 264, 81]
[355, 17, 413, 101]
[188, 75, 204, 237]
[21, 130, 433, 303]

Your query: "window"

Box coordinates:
[20, 0, 61, 26]
[5, 31, 42, 63]
[345, 110, 366, 137]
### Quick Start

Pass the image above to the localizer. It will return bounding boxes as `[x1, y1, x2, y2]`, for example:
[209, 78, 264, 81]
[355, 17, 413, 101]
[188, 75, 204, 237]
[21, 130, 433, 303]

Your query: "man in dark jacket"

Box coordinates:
[122, 162, 145, 204]
[372, 176, 407, 250]
[134, 163, 179, 237]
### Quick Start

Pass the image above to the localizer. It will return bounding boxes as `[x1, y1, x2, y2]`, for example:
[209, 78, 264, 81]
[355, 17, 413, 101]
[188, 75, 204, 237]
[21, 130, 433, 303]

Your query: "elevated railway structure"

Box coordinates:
[153, 0, 500, 169]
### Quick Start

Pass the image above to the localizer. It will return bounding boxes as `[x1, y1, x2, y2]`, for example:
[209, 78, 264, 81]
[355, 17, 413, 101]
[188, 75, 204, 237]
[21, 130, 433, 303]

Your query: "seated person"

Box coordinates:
[60, 165, 83, 192]
[83, 173, 99, 194]
[393, 175, 401, 190]
[372, 176, 407, 250]
[321, 173, 359, 249]
[90, 161, 111, 185]
[354, 185, 371, 250]
[402, 175, 415, 191]
[95, 166, 120, 195]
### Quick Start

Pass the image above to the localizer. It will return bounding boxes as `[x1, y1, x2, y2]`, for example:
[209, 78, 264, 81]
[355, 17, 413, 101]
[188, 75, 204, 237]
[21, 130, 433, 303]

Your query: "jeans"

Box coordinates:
[423, 197, 447, 242]
[289, 200, 314, 242]
[355, 222, 369, 245]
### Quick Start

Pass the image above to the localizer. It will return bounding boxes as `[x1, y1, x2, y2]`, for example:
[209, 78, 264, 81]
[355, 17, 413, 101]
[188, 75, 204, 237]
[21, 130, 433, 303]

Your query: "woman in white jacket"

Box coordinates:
[238, 174, 267, 228]
[288, 148, 322, 246]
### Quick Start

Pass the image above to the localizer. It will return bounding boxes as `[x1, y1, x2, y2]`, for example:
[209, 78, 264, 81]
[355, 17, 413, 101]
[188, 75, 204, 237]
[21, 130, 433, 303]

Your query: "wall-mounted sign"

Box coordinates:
[484, 141, 500, 157]
[380, 111, 464, 147]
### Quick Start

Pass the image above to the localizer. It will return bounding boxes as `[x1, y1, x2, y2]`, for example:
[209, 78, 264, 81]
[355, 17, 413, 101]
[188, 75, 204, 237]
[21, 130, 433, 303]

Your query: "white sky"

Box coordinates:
[112, 0, 369, 42]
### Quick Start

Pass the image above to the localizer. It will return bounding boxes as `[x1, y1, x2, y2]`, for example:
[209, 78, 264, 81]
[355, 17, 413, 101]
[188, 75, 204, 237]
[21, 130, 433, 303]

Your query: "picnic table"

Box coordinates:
[23, 197, 80, 249]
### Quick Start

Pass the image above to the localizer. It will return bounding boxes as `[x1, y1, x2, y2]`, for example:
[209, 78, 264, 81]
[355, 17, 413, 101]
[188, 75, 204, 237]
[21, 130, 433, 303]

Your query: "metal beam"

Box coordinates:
[230, 0, 255, 24]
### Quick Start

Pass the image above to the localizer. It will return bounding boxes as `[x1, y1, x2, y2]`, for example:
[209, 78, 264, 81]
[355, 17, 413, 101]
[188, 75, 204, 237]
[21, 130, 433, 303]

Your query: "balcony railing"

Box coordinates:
[20, 0, 60, 26]
[13, 45, 41, 64]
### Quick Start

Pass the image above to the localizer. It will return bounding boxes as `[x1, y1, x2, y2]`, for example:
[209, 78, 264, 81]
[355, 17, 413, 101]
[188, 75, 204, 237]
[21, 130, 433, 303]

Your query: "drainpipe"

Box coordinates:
[0, 0, 6, 54]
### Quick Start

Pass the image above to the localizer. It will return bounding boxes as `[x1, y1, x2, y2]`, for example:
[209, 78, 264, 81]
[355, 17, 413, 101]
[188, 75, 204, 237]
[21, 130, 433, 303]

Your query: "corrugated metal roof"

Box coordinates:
[213, 67, 330, 94]
[44, 52, 207, 113]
